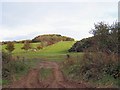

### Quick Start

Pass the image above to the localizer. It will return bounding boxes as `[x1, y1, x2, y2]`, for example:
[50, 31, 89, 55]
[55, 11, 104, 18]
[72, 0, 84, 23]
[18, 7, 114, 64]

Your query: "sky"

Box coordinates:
[0, 0, 118, 41]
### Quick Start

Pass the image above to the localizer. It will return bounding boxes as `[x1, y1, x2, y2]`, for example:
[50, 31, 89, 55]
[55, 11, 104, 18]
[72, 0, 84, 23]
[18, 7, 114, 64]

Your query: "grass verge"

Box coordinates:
[39, 68, 53, 81]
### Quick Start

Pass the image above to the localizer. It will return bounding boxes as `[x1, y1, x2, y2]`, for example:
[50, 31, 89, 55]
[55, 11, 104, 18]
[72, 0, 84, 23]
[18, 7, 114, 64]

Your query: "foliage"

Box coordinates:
[2, 51, 30, 85]
[5, 42, 15, 53]
[2, 52, 12, 80]
[68, 37, 94, 52]
[37, 42, 44, 50]
[37, 45, 43, 50]
[32, 34, 74, 46]
[10, 59, 29, 74]
[90, 22, 119, 54]
[66, 21, 119, 87]
[69, 22, 119, 54]
[81, 52, 119, 80]
[21, 40, 32, 51]
[62, 52, 119, 87]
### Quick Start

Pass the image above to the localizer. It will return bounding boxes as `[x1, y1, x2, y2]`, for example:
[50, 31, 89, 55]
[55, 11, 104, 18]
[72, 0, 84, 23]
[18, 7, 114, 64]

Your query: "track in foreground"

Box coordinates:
[7, 61, 91, 88]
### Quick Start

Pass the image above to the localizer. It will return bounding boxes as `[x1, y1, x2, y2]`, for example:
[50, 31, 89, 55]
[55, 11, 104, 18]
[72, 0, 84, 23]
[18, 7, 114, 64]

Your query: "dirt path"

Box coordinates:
[7, 61, 91, 88]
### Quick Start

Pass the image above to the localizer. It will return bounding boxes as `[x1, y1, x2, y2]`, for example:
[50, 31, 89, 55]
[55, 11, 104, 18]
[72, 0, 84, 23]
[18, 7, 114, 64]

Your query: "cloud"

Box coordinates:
[1, 0, 119, 2]
[0, 2, 117, 41]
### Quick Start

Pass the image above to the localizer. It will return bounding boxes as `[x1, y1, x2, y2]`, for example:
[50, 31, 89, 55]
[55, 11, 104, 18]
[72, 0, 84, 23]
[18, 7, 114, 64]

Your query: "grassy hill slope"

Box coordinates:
[40, 41, 75, 54]
[2, 41, 78, 61]
[2, 41, 75, 54]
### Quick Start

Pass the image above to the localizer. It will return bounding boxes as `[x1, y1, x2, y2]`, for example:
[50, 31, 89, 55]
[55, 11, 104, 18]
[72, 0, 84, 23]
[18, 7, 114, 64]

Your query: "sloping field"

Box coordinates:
[39, 41, 75, 54]
[2, 41, 75, 54]
[2, 41, 78, 61]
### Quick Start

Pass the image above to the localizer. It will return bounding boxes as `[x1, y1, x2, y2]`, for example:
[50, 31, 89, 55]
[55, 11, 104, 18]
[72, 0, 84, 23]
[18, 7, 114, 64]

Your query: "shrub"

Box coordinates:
[37, 45, 43, 50]
[62, 51, 119, 87]
[10, 60, 29, 74]
[2, 52, 11, 80]
[5, 42, 15, 53]
[21, 40, 32, 51]
[2, 52, 29, 83]
[80, 51, 120, 81]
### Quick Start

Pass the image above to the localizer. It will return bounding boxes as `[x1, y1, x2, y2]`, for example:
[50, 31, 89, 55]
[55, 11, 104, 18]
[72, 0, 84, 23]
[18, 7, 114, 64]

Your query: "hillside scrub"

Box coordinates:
[63, 22, 119, 88]
[62, 51, 119, 88]
[32, 34, 74, 45]
[2, 52, 32, 85]
[69, 22, 119, 54]
[68, 37, 94, 52]
[2, 52, 12, 81]
[5, 42, 15, 53]
[2, 52, 25, 80]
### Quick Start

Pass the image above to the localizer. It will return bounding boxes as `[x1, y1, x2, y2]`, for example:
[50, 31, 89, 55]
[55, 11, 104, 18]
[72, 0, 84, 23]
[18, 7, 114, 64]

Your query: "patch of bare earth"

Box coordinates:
[6, 61, 92, 88]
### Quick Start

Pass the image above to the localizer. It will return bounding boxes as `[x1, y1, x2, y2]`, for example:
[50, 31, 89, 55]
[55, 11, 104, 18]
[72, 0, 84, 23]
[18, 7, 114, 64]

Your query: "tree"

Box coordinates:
[5, 42, 15, 53]
[90, 22, 109, 36]
[108, 22, 119, 54]
[90, 22, 119, 54]
[21, 41, 31, 51]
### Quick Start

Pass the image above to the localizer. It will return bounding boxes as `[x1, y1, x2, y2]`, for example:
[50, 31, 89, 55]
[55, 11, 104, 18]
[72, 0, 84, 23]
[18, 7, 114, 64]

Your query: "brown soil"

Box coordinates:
[6, 61, 92, 88]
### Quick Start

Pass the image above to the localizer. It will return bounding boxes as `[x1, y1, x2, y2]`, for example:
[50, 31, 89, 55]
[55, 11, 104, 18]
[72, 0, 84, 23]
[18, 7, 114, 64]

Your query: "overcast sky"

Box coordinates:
[0, 0, 118, 41]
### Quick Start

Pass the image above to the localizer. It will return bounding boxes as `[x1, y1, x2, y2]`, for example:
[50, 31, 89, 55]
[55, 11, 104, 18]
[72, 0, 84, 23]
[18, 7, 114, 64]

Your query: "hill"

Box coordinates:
[32, 34, 74, 45]
[2, 34, 74, 47]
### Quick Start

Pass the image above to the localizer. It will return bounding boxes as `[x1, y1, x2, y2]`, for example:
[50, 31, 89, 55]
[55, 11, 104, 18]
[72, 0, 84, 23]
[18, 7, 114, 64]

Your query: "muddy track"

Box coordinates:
[7, 61, 91, 88]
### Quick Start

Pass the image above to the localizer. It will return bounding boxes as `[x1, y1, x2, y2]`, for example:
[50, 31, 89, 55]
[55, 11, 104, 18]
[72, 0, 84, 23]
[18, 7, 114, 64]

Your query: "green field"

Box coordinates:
[2, 41, 81, 61]
[2, 41, 75, 54]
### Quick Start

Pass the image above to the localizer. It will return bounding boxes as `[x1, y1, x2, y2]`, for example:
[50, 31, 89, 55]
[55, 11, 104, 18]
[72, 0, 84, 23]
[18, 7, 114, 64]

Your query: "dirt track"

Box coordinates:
[7, 61, 91, 88]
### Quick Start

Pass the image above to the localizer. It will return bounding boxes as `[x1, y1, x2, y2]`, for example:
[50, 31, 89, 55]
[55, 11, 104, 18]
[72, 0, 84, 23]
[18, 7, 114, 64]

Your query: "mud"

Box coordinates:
[6, 61, 91, 88]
